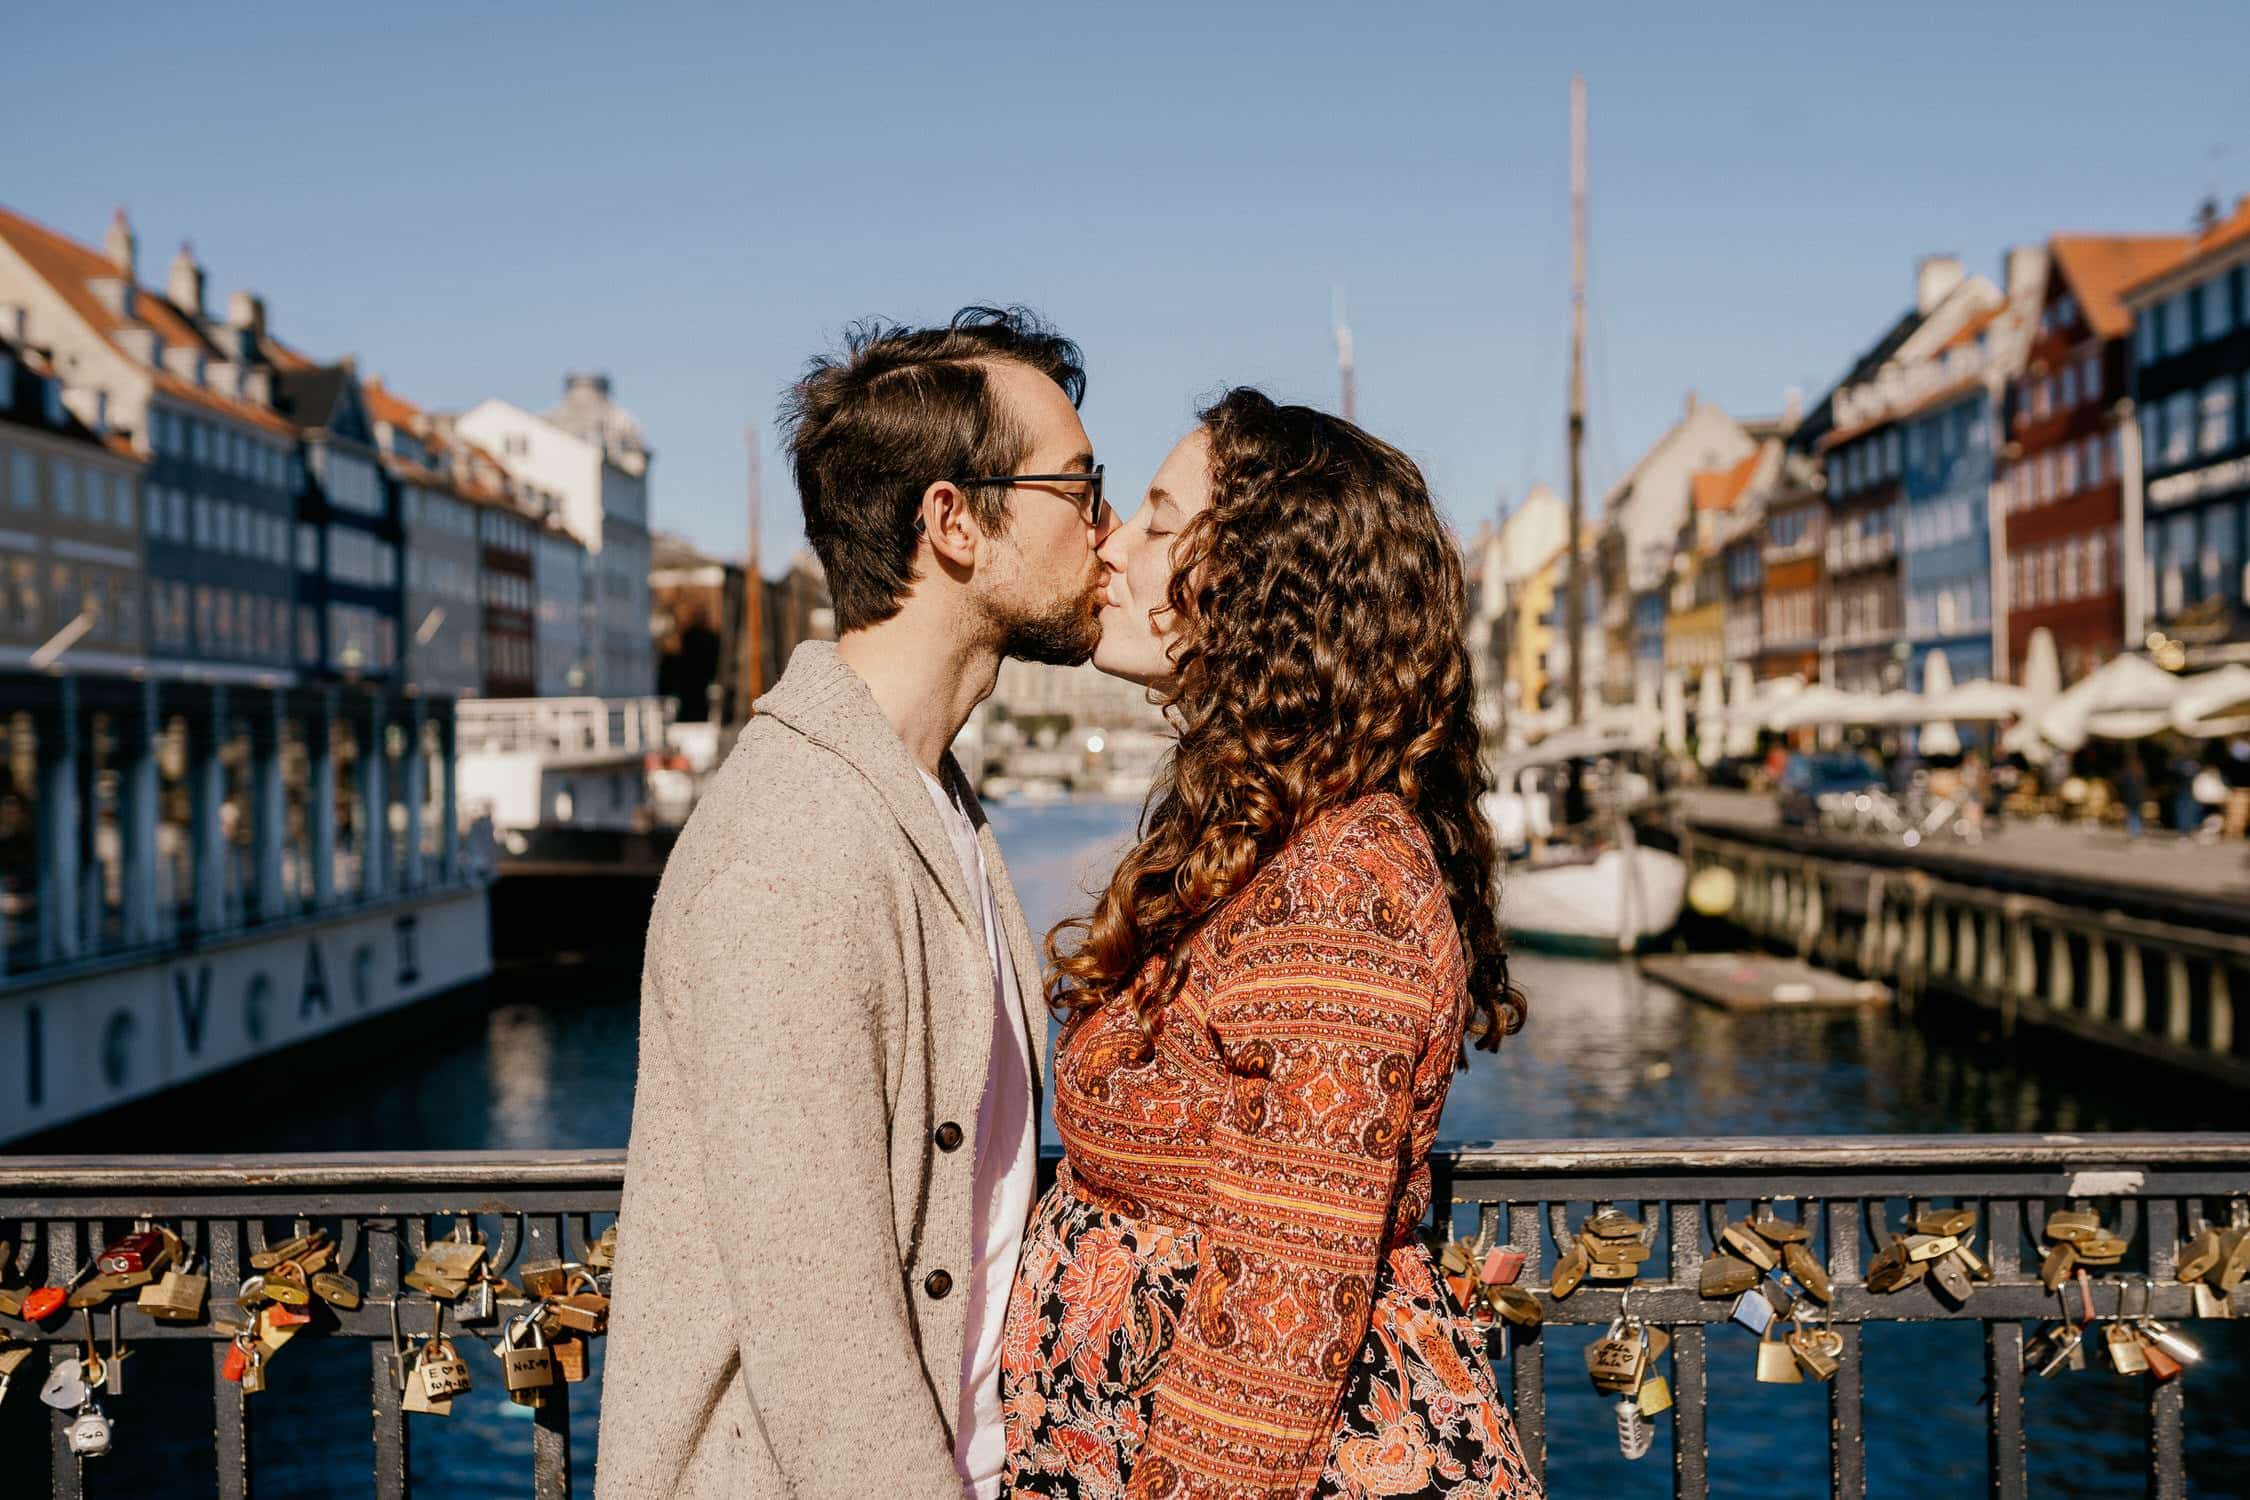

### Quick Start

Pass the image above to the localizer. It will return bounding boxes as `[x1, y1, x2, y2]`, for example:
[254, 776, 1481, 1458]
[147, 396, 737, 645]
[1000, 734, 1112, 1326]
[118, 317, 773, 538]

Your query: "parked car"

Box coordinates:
[1778, 751, 1884, 830]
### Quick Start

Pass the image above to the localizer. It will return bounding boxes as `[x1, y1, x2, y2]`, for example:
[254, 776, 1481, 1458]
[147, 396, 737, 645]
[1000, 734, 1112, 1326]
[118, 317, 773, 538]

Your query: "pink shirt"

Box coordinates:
[920, 771, 1034, 1500]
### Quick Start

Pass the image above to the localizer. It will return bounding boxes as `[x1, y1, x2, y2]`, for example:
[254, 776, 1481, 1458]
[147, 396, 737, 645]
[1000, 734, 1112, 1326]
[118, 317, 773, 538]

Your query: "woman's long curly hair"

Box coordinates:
[1045, 387, 1526, 1064]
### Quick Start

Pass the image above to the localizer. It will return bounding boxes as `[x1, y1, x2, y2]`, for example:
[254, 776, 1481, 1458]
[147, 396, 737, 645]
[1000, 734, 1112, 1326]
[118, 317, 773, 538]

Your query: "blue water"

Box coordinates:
[19, 795, 2249, 1496]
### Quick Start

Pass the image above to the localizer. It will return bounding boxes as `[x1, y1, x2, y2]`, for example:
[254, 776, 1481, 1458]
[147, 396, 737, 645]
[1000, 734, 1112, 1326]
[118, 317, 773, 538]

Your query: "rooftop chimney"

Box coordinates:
[104, 208, 136, 279]
[167, 241, 206, 318]
[565, 371, 611, 399]
[1916, 255, 1965, 315]
[2195, 196, 2222, 236]
[1782, 386, 1804, 428]
[226, 289, 267, 341]
[1683, 389, 1698, 418]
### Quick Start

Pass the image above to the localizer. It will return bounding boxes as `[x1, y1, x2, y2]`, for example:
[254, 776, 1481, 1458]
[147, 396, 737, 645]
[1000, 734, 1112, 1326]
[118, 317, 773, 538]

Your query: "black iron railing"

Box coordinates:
[3, 1136, 2247, 1497]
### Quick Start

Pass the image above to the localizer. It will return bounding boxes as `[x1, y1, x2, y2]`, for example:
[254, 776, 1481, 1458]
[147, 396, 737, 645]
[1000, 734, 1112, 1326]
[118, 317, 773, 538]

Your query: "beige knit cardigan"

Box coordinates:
[596, 642, 1048, 1498]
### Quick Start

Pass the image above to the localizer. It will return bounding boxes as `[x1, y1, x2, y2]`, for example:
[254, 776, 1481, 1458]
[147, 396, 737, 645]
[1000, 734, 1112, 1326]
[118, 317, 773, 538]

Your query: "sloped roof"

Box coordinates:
[0, 202, 295, 437]
[1791, 307, 1926, 455]
[1691, 447, 1761, 512]
[2120, 197, 2250, 302]
[2052, 233, 2195, 337]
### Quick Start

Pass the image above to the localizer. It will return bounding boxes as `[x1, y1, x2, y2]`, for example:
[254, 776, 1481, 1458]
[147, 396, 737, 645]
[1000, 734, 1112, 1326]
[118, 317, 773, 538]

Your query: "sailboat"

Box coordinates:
[1488, 75, 1685, 955]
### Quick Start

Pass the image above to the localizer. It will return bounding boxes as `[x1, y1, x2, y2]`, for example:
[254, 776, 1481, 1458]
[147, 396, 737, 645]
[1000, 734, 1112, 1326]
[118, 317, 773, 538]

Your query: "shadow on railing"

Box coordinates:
[4, 1136, 2247, 1497]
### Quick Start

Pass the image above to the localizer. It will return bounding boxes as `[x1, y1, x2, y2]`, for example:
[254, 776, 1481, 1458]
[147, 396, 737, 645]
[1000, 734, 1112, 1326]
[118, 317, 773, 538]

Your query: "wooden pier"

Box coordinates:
[1652, 789, 2250, 1090]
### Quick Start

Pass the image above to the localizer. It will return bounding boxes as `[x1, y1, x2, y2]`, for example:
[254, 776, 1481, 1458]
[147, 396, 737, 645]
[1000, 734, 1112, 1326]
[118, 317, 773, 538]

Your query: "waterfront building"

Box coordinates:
[457, 374, 655, 699]
[533, 518, 596, 697]
[650, 531, 736, 722]
[1754, 452, 1825, 683]
[1482, 485, 1569, 724]
[2122, 196, 2250, 667]
[0, 330, 149, 672]
[1894, 258, 2040, 692]
[366, 379, 489, 699]
[1538, 527, 1602, 717]
[478, 492, 539, 698]
[1667, 445, 1766, 679]
[0, 206, 300, 683]
[1999, 234, 2187, 682]
[1596, 394, 1758, 702]
[1803, 257, 2002, 693]
[272, 361, 402, 682]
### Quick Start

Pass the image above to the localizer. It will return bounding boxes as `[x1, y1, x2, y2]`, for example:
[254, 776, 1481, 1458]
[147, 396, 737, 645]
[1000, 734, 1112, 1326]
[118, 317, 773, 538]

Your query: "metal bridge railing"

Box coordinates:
[4, 1136, 2247, 1497]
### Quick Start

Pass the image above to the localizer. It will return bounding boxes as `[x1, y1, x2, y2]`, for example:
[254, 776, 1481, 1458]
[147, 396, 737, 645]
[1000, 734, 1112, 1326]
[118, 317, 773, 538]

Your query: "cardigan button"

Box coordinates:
[933, 1121, 964, 1152]
[924, 1269, 954, 1300]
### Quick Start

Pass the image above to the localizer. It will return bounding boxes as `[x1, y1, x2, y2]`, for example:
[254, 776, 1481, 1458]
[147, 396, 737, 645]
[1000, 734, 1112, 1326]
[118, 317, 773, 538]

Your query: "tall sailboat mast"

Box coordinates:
[1566, 74, 1588, 730]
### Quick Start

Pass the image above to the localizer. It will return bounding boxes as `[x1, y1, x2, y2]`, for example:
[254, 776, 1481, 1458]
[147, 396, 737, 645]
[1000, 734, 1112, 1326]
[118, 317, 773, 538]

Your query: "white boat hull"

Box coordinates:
[1502, 846, 1688, 954]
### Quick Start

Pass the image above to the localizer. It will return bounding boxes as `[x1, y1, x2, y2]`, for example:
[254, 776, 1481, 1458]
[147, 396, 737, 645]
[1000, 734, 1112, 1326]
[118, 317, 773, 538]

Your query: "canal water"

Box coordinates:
[19, 796, 2250, 1497]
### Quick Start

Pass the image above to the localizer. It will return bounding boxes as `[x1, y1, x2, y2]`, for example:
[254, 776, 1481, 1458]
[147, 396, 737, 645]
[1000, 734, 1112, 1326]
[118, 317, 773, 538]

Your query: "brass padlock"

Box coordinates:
[419, 1334, 472, 1401]
[550, 1271, 610, 1336]
[584, 1224, 617, 1272]
[517, 1258, 572, 1301]
[498, 1316, 556, 1407]
[138, 1252, 209, 1323]
[248, 1231, 322, 1272]
[551, 1333, 590, 1383]
[311, 1271, 362, 1310]
[262, 1260, 312, 1308]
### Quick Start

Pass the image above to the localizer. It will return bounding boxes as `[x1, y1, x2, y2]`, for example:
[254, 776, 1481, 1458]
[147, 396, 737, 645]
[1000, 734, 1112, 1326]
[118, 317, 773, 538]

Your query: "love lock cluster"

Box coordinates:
[1584, 1299, 1674, 1460]
[0, 1220, 217, 1457]
[1864, 1206, 1991, 1305]
[1549, 1210, 1654, 1297]
[2024, 1267, 2203, 1382]
[2174, 1203, 2250, 1319]
[1440, 1236, 1542, 1333]
[0, 1216, 622, 1457]
[2037, 1207, 2129, 1290]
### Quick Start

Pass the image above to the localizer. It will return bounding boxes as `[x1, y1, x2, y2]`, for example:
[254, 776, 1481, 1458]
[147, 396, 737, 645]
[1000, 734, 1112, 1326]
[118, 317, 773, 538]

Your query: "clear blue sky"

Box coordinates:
[10, 2, 2247, 567]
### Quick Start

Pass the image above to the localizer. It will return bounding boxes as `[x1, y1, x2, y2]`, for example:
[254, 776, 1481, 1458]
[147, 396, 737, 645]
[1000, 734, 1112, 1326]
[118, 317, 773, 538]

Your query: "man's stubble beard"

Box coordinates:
[999, 570, 1104, 668]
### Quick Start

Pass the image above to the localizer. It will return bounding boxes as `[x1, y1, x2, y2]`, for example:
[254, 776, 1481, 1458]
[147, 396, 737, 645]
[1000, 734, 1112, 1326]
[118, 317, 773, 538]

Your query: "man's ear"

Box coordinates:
[920, 480, 981, 568]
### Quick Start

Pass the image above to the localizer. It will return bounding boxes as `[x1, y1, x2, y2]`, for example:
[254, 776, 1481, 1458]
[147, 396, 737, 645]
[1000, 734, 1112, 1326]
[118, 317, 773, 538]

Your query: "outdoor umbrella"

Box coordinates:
[1925, 679, 2031, 722]
[1919, 649, 1961, 757]
[1697, 665, 1724, 767]
[2170, 664, 2250, 737]
[2021, 654, 2184, 752]
[1725, 661, 1760, 757]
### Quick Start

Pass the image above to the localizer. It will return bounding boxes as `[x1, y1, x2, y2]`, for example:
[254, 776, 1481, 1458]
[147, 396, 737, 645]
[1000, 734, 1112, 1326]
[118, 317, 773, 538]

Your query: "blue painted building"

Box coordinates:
[1900, 383, 1996, 686]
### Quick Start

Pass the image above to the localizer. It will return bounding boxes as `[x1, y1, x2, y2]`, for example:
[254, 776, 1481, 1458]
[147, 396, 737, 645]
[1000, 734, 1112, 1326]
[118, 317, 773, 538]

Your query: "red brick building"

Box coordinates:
[2000, 235, 2187, 681]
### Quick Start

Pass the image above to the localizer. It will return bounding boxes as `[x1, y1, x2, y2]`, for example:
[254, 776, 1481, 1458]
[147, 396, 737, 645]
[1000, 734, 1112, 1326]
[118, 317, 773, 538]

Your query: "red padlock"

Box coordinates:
[22, 1286, 68, 1322]
[264, 1302, 315, 1329]
[221, 1336, 252, 1383]
[1480, 1246, 1527, 1286]
[98, 1230, 167, 1277]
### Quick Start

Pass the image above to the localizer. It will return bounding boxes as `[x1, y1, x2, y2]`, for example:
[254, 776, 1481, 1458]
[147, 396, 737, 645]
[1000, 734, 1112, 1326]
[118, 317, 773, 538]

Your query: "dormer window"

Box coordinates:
[42, 377, 64, 427]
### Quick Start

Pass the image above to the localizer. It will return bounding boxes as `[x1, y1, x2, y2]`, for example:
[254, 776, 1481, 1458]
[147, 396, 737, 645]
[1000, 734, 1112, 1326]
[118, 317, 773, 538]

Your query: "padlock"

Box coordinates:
[262, 1260, 312, 1308]
[65, 1400, 113, 1458]
[498, 1315, 556, 1406]
[138, 1253, 209, 1322]
[420, 1335, 472, 1401]
[551, 1333, 590, 1383]
[584, 1223, 617, 1272]
[1480, 1246, 1527, 1286]
[517, 1258, 572, 1301]
[312, 1271, 362, 1310]
[96, 1228, 170, 1283]
[551, 1270, 610, 1335]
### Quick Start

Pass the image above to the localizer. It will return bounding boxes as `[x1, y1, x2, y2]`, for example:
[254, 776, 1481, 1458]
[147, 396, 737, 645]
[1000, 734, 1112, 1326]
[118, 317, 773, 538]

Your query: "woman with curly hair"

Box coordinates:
[1000, 389, 1540, 1500]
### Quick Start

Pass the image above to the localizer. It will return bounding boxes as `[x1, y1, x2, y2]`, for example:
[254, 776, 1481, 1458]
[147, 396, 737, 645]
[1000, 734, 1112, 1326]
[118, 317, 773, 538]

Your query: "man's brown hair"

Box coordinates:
[780, 306, 1086, 633]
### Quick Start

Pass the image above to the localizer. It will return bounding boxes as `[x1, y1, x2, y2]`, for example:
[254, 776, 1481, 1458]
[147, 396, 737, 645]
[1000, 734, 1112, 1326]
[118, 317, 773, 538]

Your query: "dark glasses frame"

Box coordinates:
[947, 465, 1106, 527]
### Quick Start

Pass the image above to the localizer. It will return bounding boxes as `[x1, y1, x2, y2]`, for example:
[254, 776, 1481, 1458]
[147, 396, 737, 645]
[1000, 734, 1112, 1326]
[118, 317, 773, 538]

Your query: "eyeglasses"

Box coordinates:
[947, 465, 1106, 528]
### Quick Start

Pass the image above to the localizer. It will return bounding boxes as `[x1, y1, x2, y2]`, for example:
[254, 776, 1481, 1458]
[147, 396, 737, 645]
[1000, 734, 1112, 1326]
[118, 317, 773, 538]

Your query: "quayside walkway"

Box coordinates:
[4, 1135, 2247, 1498]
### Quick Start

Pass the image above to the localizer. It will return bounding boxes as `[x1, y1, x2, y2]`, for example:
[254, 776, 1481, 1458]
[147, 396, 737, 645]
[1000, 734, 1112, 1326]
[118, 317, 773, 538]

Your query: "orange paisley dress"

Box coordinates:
[1000, 795, 1541, 1499]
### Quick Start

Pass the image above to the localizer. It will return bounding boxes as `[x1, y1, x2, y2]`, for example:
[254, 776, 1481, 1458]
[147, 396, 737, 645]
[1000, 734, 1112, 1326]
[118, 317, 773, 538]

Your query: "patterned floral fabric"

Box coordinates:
[1002, 1177, 1541, 1499]
[1002, 795, 1541, 1500]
